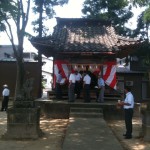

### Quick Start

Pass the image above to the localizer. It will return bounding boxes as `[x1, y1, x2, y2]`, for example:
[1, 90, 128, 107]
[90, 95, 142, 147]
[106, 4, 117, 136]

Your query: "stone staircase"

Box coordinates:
[47, 90, 122, 102]
[70, 107, 103, 118]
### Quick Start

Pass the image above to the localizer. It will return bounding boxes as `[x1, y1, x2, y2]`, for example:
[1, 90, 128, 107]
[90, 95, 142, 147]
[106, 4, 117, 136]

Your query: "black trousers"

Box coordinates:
[83, 84, 90, 102]
[55, 83, 62, 99]
[75, 81, 82, 98]
[124, 108, 133, 137]
[68, 83, 75, 102]
[1, 96, 9, 111]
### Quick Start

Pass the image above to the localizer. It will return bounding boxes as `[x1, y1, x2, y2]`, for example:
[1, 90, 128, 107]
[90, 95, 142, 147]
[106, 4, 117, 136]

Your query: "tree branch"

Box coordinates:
[4, 19, 18, 58]
[17, 0, 21, 41]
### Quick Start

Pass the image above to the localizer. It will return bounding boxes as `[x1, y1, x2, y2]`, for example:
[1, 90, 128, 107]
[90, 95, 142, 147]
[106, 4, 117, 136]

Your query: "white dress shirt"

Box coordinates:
[124, 92, 134, 109]
[83, 74, 91, 84]
[75, 73, 82, 81]
[2, 88, 10, 96]
[98, 78, 105, 87]
[69, 73, 76, 83]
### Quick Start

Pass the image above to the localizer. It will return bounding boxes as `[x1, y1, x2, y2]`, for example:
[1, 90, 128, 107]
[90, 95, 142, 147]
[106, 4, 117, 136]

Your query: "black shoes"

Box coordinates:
[123, 133, 132, 139]
[124, 136, 132, 139]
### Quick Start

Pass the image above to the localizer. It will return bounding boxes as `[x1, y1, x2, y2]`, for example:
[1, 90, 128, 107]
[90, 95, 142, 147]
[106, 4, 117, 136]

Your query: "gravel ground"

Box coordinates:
[107, 117, 150, 150]
[0, 112, 68, 150]
[0, 112, 150, 150]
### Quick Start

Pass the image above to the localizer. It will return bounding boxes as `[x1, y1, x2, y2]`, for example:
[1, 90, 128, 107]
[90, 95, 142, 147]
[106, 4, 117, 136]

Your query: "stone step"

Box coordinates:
[47, 90, 121, 101]
[70, 112, 103, 118]
[70, 107, 103, 118]
[70, 107, 103, 113]
[68, 103, 105, 108]
[48, 96, 120, 102]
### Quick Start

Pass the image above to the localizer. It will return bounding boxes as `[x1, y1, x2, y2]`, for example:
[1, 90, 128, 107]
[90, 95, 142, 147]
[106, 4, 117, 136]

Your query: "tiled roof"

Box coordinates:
[31, 18, 142, 57]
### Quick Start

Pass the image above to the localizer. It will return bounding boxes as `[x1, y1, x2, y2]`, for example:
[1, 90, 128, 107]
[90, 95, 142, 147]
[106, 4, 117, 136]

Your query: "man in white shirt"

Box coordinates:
[68, 70, 76, 102]
[55, 70, 63, 99]
[75, 71, 82, 99]
[97, 75, 105, 103]
[1, 84, 10, 111]
[118, 86, 134, 139]
[83, 71, 91, 103]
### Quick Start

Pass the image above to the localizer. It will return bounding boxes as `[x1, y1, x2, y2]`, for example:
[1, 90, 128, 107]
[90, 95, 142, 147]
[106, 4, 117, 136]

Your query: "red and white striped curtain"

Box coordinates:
[53, 60, 116, 90]
[53, 60, 70, 88]
[103, 61, 116, 90]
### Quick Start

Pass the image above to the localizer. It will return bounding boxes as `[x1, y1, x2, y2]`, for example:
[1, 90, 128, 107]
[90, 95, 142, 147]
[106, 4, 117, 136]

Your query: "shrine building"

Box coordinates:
[31, 17, 147, 102]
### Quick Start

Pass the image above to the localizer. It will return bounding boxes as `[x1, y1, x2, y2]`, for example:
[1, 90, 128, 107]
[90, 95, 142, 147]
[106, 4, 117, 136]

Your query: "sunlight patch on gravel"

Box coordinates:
[107, 118, 150, 150]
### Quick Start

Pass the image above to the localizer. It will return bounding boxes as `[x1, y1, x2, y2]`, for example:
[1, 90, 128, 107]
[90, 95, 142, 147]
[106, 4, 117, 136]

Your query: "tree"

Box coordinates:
[132, 8, 150, 40]
[131, 0, 150, 141]
[32, 0, 69, 36]
[32, 0, 68, 97]
[82, 0, 133, 35]
[130, 1, 150, 66]
[131, 0, 150, 40]
[0, 0, 31, 99]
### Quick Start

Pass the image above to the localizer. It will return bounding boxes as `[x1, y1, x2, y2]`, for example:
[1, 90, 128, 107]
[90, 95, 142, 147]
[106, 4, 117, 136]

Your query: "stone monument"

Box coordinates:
[3, 78, 42, 139]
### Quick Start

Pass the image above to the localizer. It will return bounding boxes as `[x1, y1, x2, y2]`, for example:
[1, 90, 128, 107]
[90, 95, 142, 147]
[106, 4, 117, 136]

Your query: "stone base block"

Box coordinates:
[142, 125, 150, 141]
[2, 107, 42, 140]
[141, 110, 150, 141]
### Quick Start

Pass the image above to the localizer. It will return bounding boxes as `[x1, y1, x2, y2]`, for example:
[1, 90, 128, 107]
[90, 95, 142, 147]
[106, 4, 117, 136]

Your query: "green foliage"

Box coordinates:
[0, 0, 17, 32]
[131, 1, 150, 40]
[132, 12, 147, 39]
[82, 0, 150, 39]
[132, 8, 150, 40]
[131, 0, 150, 7]
[82, 0, 133, 35]
[82, 0, 133, 34]
[127, 1, 150, 70]
[144, 7, 150, 23]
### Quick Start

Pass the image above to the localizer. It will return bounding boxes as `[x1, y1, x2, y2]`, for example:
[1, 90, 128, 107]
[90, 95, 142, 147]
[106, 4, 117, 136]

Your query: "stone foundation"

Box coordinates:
[141, 110, 150, 141]
[2, 107, 42, 140]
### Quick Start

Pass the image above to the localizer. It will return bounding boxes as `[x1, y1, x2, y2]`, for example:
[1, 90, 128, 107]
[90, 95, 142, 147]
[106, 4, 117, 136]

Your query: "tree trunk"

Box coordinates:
[37, 0, 44, 98]
[15, 58, 25, 100]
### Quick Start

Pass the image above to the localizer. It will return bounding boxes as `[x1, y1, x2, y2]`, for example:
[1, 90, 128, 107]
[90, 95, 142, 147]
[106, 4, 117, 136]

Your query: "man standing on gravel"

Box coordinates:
[1, 84, 10, 111]
[117, 86, 134, 139]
